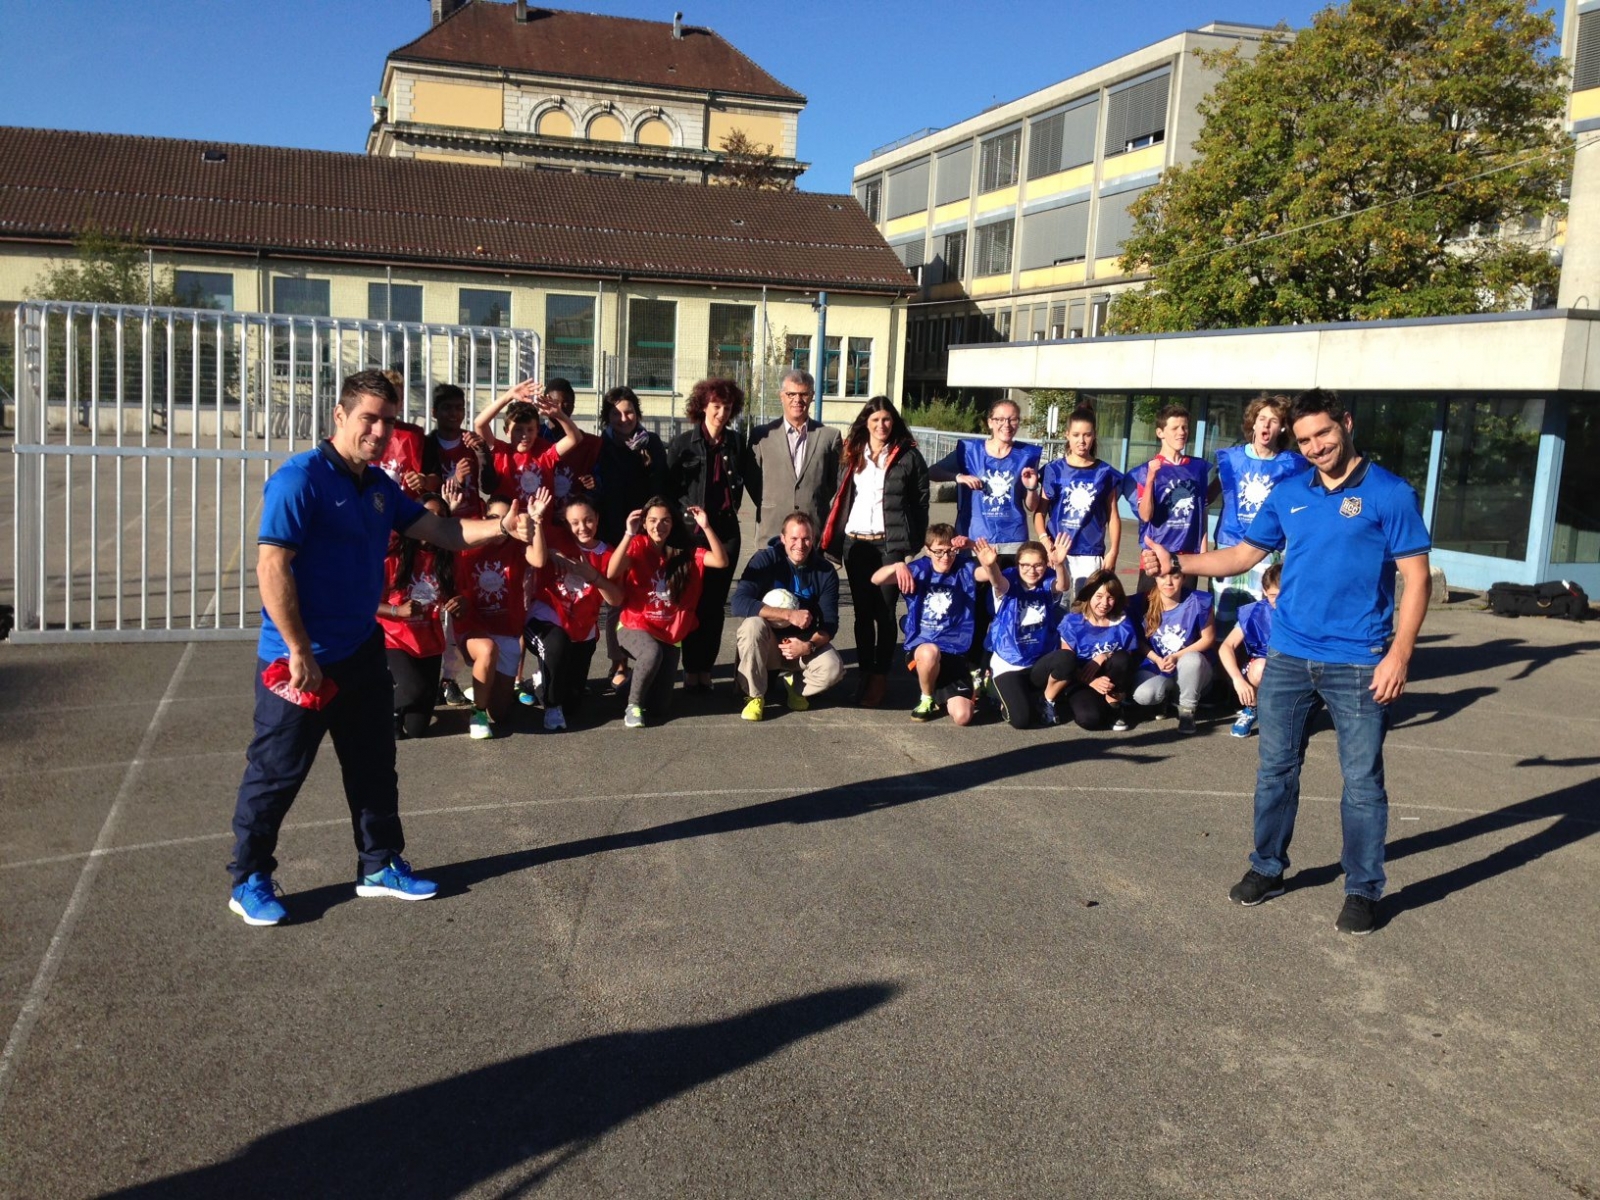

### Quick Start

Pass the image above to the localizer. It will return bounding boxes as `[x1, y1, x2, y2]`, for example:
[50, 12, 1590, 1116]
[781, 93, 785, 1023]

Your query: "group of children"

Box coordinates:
[373, 375, 1297, 738]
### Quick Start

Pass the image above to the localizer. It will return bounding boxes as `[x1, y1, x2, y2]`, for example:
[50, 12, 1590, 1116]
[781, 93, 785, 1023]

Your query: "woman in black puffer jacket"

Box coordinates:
[821, 396, 930, 707]
[666, 378, 749, 691]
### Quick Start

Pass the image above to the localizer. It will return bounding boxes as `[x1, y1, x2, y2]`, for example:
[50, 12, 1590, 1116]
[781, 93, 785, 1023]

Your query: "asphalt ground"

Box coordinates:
[2, 513, 1599, 1197]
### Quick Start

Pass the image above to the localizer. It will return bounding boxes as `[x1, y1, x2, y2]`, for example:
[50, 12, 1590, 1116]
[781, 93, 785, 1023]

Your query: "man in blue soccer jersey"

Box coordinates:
[227, 370, 528, 927]
[1143, 389, 1431, 936]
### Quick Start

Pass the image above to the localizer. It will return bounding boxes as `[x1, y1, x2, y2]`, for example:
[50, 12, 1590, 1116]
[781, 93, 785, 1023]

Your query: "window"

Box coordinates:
[785, 333, 841, 393]
[1021, 200, 1091, 269]
[1103, 72, 1170, 157]
[546, 294, 596, 388]
[846, 337, 872, 396]
[1578, 12, 1600, 91]
[174, 270, 233, 311]
[854, 177, 882, 223]
[936, 144, 973, 206]
[459, 288, 511, 328]
[1030, 305, 1047, 341]
[458, 288, 513, 386]
[368, 282, 425, 380]
[368, 282, 423, 323]
[1094, 188, 1151, 260]
[947, 231, 968, 280]
[1433, 397, 1543, 561]
[1068, 299, 1086, 337]
[892, 237, 926, 271]
[272, 278, 329, 317]
[993, 309, 1012, 342]
[1354, 394, 1435, 499]
[979, 128, 1021, 193]
[974, 219, 1014, 276]
[271, 277, 330, 371]
[707, 303, 755, 387]
[1553, 398, 1600, 562]
[887, 158, 931, 220]
[1049, 303, 1066, 339]
[1028, 97, 1099, 180]
[627, 298, 676, 390]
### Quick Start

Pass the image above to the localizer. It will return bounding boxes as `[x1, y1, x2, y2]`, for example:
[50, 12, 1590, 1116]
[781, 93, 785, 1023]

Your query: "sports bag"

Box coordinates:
[1486, 580, 1590, 620]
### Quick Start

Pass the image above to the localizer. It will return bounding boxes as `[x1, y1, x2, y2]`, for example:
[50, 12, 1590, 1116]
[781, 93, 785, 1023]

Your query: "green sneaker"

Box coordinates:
[911, 697, 939, 722]
[783, 678, 809, 712]
[624, 704, 645, 729]
[741, 695, 765, 722]
[468, 709, 493, 740]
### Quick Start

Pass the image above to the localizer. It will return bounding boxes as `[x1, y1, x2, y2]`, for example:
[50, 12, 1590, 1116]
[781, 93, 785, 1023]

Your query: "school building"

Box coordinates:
[938, 4, 1600, 595]
[0, 127, 911, 427]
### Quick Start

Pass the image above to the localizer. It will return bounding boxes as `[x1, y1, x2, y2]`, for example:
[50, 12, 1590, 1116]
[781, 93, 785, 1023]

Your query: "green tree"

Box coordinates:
[35, 228, 184, 306]
[716, 129, 796, 191]
[1109, 0, 1571, 333]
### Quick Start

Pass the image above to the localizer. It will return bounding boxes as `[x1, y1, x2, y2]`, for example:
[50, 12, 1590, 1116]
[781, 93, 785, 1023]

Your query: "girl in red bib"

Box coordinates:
[607, 496, 730, 728]
[523, 487, 623, 732]
[378, 494, 460, 738]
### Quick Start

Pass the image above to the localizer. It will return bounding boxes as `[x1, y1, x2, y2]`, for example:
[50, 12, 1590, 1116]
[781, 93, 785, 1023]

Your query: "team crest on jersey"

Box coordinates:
[1340, 496, 1362, 518]
[372, 491, 385, 514]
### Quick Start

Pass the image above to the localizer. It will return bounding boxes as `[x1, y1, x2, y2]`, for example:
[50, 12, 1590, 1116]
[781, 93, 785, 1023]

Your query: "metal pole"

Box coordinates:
[811, 291, 828, 424]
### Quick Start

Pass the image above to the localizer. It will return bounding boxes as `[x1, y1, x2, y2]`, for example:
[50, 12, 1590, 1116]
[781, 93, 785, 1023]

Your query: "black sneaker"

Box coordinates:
[1229, 869, 1285, 906]
[1335, 894, 1379, 936]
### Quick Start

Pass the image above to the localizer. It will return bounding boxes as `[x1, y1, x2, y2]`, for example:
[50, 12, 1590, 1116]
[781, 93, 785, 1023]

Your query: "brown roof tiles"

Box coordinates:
[391, 4, 805, 103]
[0, 127, 912, 294]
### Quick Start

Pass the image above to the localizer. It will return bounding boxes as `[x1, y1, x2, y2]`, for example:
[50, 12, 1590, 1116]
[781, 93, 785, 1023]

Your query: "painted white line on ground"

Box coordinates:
[3, 781, 1588, 876]
[0, 693, 252, 720]
[0, 643, 194, 1118]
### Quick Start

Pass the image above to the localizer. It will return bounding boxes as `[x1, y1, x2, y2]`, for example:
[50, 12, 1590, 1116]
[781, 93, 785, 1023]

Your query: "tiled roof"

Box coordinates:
[390, 4, 805, 104]
[0, 127, 911, 294]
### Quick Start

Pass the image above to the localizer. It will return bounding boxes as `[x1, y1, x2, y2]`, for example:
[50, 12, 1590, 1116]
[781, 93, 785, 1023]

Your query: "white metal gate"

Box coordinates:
[9, 300, 538, 642]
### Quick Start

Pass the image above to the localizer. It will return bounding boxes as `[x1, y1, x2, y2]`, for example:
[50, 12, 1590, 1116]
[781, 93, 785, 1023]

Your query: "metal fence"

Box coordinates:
[9, 300, 538, 642]
[906, 427, 1072, 467]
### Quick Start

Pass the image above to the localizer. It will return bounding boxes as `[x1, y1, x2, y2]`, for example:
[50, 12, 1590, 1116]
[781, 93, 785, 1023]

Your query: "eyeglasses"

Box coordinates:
[989, 417, 1020, 426]
[928, 547, 957, 557]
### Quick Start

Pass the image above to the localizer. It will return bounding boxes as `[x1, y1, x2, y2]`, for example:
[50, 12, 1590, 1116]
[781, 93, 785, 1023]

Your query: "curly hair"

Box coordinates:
[1242, 393, 1292, 450]
[684, 378, 745, 425]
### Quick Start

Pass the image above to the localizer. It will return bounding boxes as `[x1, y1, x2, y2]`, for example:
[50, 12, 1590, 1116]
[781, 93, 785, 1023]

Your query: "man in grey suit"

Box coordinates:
[746, 369, 843, 544]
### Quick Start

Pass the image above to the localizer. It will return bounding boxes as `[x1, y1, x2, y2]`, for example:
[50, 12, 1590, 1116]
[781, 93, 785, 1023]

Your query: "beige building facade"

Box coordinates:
[367, 2, 806, 185]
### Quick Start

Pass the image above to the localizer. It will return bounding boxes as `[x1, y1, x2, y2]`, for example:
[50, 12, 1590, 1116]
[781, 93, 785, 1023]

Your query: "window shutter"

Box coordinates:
[1103, 73, 1170, 156]
[1060, 98, 1100, 168]
[1020, 201, 1091, 269]
[1028, 112, 1065, 181]
[1094, 187, 1151, 258]
[979, 129, 1021, 192]
[887, 158, 931, 220]
[1579, 13, 1600, 91]
[936, 144, 973, 206]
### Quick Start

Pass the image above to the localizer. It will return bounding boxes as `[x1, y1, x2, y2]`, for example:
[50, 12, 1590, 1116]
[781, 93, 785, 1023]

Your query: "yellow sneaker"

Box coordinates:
[740, 696, 765, 722]
[783, 678, 810, 712]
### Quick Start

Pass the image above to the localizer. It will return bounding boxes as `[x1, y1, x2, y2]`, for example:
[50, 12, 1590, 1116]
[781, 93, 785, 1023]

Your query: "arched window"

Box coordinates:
[636, 117, 672, 147]
[588, 113, 624, 142]
[537, 109, 574, 138]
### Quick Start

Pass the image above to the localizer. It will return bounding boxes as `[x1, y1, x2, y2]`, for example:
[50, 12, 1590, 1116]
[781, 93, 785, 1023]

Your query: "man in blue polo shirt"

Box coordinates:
[228, 369, 527, 927]
[1143, 389, 1431, 936]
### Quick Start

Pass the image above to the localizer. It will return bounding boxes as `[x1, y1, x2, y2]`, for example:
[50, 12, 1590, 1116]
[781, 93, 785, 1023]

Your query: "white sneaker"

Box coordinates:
[543, 705, 567, 732]
[469, 709, 493, 740]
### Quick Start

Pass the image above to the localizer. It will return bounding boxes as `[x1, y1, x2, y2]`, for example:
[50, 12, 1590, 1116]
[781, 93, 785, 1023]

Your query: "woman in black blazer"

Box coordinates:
[821, 396, 930, 707]
[666, 378, 749, 691]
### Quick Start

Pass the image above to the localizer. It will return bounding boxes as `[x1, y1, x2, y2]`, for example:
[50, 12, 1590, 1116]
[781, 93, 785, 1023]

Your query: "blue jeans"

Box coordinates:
[1250, 650, 1389, 899]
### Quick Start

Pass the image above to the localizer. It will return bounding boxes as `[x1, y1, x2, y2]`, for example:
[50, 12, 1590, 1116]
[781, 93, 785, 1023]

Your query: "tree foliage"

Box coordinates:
[35, 228, 184, 306]
[716, 129, 796, 191]
[1109, 0, 1571, 333]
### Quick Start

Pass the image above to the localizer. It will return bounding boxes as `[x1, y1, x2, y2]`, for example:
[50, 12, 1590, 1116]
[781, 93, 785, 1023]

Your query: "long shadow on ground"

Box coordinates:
[106, 983, 897, 1199]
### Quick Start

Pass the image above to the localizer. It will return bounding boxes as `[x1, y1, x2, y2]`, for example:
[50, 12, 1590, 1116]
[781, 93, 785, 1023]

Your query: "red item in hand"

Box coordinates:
[261, 658, 339, 710]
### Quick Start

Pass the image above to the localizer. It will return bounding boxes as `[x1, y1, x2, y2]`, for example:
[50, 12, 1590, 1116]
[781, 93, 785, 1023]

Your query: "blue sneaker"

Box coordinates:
[229, 873, 286, 926]
[356, 855, 438, 901]
[1039, 698, 1058, 727]
[1230, 706, 1257, 738]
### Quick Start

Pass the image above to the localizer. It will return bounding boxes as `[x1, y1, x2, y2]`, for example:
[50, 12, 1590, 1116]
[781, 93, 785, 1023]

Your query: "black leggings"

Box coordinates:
[387, 649, 442, 739]
[524, 617, 598, 714]
[1056, 648, 1137, 731]
[992, 649, 1076, 729]
[682, 535, 738, 675]
[844, 538, 903, 675]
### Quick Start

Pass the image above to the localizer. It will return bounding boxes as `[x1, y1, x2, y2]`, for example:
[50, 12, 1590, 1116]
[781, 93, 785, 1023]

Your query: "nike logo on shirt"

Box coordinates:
[1290, 505, 1309, 513]
[335, 498, 349, 507]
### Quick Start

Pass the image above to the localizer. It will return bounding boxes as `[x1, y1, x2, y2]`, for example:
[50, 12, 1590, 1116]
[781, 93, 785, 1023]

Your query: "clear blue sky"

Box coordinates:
[0, 0, 1563, 195]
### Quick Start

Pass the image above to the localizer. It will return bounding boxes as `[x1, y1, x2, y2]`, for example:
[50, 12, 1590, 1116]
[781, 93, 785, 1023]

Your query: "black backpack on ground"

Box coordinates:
[1486, 580, 1590, 620]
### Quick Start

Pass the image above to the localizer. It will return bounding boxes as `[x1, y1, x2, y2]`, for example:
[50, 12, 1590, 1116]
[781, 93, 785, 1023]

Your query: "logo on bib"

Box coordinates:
[1339, 496, 1362, 518]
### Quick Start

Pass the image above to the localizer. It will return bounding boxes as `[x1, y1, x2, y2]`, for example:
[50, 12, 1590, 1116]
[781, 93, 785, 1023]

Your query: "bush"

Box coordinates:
[902, 395, 982, 433]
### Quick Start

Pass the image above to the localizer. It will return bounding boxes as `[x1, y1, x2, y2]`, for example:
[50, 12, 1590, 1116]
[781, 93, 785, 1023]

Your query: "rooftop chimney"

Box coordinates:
[431, 0, 468, 26]
[672, 11, 683, 39]
[515, 0, 528, 20]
